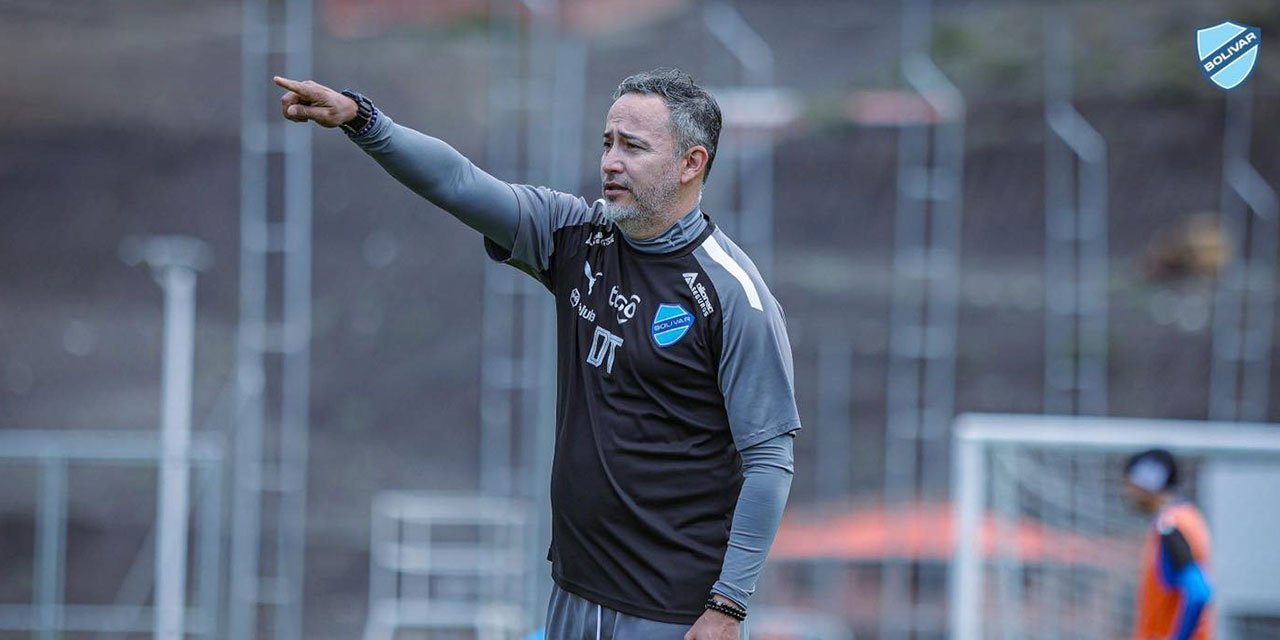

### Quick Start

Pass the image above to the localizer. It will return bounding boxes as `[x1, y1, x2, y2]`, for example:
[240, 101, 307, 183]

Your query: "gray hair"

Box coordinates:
[612, 67, 722, 183]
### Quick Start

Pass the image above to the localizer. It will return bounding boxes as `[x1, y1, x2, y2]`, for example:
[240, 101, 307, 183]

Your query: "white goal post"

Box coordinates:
[949, 413, 1280, 640]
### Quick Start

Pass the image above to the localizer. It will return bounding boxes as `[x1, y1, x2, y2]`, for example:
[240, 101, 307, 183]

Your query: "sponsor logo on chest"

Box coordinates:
[584, 230, 615, 247]
[683, 272, 715, 317]
[569, 287, 595, 322]
[608, 285, 641, 324]
[577, 259, 642, 326]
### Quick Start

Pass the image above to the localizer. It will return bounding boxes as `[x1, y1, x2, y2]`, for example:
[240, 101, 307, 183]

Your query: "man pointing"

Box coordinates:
[275, 67, 799, 639]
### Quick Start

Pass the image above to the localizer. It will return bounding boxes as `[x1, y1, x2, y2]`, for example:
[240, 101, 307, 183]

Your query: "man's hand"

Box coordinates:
[683, 596, 741, 640]
[273, 76, 357, 128]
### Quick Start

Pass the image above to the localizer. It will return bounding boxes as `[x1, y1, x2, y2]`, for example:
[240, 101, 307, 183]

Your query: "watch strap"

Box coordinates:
[339, 89, 377, 136]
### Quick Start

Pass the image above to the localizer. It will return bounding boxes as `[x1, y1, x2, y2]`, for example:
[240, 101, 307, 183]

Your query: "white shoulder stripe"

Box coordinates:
[701, 235, 763, 311]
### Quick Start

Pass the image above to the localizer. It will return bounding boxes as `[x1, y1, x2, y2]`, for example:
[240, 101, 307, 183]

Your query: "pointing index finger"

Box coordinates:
[273, 76, 305, 94]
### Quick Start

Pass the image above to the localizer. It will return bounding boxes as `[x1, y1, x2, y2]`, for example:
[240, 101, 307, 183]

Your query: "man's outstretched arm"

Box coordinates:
[273, 76, 521, 250]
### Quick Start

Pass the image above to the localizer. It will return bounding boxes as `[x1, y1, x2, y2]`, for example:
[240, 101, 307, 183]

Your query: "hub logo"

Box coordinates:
[1197, 22, 1260, 90]
[651, 304, 694, 348]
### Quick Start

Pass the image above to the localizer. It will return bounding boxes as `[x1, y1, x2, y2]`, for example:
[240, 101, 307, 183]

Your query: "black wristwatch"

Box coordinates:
[339, 89, 376, 136]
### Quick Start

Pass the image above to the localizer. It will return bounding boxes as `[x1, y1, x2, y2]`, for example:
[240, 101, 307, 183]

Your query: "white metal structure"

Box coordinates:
[480, 0, 583, 627]
[1210, 82, 1277, 423]
[0, 430, 224, 639]
[813, 335, 854, 612]
[480, 0, 545, 500]
[231, 0, 315, 637]
[1043, 13, 1108, 417]
[880, 0, 966, 636]
[701, 1, 779, 279]
[0, 238, 223, 639]
[950, 413, 1280, 640]
[362, 493, 530, 640]
[121, 236, 213, 640]
[1038, 19, 1110, 637]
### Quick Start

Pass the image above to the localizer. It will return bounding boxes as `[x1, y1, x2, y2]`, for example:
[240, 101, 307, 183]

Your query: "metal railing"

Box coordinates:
[362, 492, 531, 640]
[0, 430, 224, 639]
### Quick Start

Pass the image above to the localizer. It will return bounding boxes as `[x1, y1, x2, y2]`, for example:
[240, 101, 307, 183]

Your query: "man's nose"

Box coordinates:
[601, 149, 624, 175]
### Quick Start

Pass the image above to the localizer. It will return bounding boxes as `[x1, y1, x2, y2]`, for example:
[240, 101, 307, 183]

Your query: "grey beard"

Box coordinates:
[603, 200, 668, 239]
[601, 165, 682, 235]
[602, 201, 649, 224]
[603, 187, 677, 228]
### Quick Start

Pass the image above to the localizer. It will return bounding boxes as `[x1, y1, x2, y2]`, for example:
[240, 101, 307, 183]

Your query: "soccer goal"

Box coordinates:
[949, 413, 1280, 640]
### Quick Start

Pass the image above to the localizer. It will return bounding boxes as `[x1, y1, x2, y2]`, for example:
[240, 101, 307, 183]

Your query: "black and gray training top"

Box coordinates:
[349, 110, 800, 624]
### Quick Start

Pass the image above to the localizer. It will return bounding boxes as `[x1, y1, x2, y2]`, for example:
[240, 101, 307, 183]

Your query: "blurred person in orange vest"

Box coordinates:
[1124, 449, 1214, 640]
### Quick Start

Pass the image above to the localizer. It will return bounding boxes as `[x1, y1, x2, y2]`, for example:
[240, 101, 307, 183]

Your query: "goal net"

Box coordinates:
[949, 413, 1280, 640]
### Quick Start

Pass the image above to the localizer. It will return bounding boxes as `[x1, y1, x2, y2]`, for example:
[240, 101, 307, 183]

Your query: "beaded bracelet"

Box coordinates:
[704, 597, 747, 621]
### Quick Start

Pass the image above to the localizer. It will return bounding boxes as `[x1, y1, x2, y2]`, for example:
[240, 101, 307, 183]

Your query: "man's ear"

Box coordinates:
[680, 146, 709, 185]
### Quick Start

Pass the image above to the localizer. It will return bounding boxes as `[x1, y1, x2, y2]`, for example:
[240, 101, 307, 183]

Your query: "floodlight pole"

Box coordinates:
[124, 236, 211, 640]
[881, 0, 965, 636]
[231, 0, 314, 636]
[482, 0, 577, 629]
[703, 1, 776, 278]
[1044, 13, 1108, 417]
[1039, 13, 1111, 637]
[156, 266, 196, 640]
[1211, 83, 1278, 423]
[814, 333, 853, 612]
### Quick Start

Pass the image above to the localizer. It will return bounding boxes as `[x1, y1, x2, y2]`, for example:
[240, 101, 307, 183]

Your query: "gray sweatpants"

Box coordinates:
[544, 583, 748, 640]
